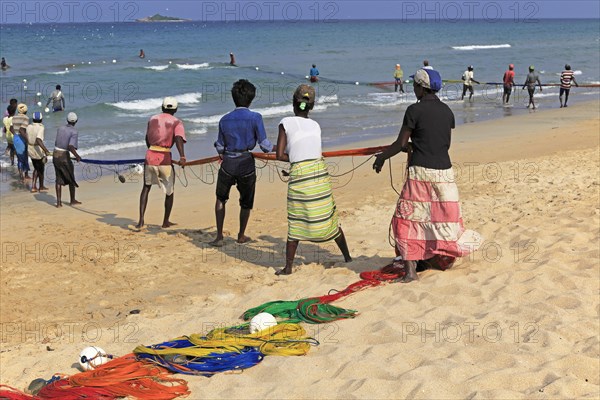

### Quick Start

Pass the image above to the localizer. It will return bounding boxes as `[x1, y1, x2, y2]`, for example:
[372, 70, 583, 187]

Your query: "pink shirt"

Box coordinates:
[145, 113, 186, 166]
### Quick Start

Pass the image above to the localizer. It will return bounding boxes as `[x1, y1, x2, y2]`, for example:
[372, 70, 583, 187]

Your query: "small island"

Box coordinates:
[136, 14, 191, 22]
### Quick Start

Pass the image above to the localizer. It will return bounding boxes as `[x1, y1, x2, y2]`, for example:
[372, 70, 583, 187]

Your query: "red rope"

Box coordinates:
[0, 385, 36, 399]
[180, 146, 389, 167]
[37, 354, 189, 400]
[316, 265, 406, 304]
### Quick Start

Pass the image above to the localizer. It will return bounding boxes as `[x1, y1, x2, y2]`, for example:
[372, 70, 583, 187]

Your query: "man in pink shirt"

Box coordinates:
[134, 97, 186, 230]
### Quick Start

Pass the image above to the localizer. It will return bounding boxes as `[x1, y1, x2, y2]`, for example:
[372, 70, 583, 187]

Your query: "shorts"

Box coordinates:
[216, 168, 256, 209]
[462, 85, 474, 95]
[144, 164, 175, 196]
[559, 87, 570, 96]
[310, 76, 318, 83]
[31, 158, 45, 174]
[503, 85, 512, 95]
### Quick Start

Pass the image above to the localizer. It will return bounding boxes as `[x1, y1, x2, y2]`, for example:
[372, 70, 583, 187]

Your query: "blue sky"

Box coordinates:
[1, 1, 599, 23]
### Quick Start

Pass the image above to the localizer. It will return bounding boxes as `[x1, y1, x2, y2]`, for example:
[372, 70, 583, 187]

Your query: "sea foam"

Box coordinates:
[452, 44, 511, 50]
[109, 92, 202, 111]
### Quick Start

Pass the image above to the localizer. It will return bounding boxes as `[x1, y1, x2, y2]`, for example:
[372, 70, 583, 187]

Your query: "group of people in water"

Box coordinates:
[392, 60, 579, 108]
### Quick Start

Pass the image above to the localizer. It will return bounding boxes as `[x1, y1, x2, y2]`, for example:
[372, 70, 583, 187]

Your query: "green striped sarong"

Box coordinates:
[287, 158, 341, 242]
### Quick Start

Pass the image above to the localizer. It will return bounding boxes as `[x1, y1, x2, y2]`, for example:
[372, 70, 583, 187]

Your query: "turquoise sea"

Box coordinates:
[1, 19, 599, 183]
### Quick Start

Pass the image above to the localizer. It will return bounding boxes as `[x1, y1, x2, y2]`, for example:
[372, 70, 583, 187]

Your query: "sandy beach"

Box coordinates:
[1, 100, 599, 399]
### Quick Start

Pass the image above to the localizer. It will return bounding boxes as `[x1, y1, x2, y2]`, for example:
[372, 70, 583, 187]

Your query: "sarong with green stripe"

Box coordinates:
[287, 158, 341, 242]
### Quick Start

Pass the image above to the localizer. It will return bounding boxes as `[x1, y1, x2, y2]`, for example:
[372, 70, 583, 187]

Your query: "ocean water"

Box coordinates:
[0, 19, 599, 185]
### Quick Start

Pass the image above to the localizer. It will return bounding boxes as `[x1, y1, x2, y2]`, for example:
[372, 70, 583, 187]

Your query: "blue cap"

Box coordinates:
[410, 69, 443, 92]
[33, 111, 43, 121]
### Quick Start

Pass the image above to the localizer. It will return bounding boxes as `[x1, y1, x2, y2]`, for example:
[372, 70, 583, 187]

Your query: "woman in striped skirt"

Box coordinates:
[275, 84, 352, 275]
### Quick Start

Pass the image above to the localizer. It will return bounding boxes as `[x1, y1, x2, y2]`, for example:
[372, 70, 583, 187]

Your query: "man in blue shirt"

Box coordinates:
[309, 64, 319, 83]
[210, 79, 274, 247]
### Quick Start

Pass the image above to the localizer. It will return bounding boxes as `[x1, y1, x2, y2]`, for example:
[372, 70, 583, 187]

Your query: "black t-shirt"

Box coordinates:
[402, 94, 455, 170]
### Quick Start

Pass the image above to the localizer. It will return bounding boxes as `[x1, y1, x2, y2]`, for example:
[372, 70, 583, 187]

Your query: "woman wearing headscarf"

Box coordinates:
[275, 84, 352, 275]
[373, 69, 481, 282]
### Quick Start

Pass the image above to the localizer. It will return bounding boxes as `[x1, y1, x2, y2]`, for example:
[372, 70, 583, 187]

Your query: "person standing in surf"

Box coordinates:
[275, 84, 352, 275]
[394, 64, 405, 93]
[461, 65, 480, 101]
[522, 65, 542, 109]
[559, 64, 578, 108]
[502, 64, 515, 104]
[309, 64, 319, 83]
[45, 85, 65, 112]
[373, 69, 481, 282]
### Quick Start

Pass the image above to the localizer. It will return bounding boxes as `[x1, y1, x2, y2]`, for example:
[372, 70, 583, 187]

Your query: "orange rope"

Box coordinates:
[179, 145, 389, 167]
[38, 354, 189, 400]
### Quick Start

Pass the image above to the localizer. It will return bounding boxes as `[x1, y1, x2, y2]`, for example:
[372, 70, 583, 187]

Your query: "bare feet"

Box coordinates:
[400, 261, 418, 283]
[129, 224, 145, 232]
[40, 186, 49, 191]
[56, 203, 62, 208]
[162, 221, 177, 228]
[70, 200, 82, 206]
[31, 188, 38, 193]
[237, 235, 252, 244]
[275, 266, 292, 276]
[209, 238, 224, 247]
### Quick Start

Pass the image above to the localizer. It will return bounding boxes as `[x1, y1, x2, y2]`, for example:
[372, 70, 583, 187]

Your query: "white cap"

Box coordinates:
[162, 97, 178, 110]
[67, 112, 78, 123]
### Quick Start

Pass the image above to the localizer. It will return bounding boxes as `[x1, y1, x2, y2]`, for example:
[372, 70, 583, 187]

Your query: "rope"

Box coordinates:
[136, 340, 263, 376]
[36, 354, 189, 400]
[80, 158, 144, 165]
[134, 323, 317, 360]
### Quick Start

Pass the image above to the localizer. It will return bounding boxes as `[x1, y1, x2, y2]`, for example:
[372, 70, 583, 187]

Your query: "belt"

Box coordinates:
[224, 150, 250, 157]
[54, 147, 67, 152]
[149, 145, 171, 153]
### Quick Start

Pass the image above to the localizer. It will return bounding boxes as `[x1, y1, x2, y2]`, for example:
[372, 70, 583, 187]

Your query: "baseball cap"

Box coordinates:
[17, 103, 27, 114]
[410, 69, 442, 92]
[162, 96, 178, 110]
[67, 112, 78, 123]
[468, 65, 474, 70]
[293, 84, 316, 104]
[33, 111, 43, 121]
[529, 65, 535, 71]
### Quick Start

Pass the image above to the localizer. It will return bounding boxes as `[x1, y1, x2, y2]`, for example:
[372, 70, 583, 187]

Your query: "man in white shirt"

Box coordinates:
[461, 65, 480, 101]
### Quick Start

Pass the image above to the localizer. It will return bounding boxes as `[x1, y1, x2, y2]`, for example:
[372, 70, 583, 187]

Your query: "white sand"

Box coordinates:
[1, 100, 599, 399]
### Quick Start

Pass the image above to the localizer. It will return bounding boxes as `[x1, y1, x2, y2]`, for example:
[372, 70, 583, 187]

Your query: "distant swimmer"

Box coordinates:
[139, 49, 145, 59]
[423, 59, 433, 70]
[229, 52, 236, 66]
[559, 64, 578, 108]
[522, 65, 542, 109]
[394, 64, 405, 93]
[461, 65, 480, 101]
[45, 85, 65, 112]
[0, 57, 9, 70]
[309, 64, 319, 83]
[502, 64, 515, 104]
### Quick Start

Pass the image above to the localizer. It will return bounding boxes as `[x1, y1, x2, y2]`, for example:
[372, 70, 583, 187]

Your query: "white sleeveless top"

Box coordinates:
[280, 116, 322, 163]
